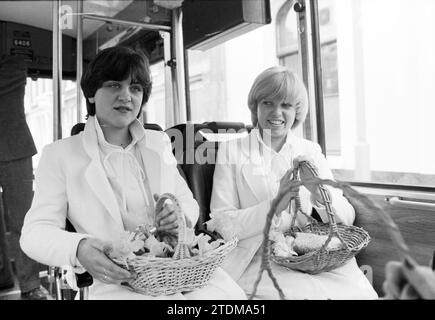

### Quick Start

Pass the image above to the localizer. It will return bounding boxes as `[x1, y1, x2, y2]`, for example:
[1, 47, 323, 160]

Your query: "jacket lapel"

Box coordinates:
[238, 129, 307, 203]
[137, 135, 162, 197]
[81, 118, 123, 228]
[239, 130, 270, 203]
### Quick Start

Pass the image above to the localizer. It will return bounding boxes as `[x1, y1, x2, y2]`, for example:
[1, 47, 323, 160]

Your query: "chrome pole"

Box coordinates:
[52, 0, 63, 141]
[308, 0, 326, 154]
[171, 7, 186, 125]
[162, 31, 175, 129]
[76, 0, 83, 122]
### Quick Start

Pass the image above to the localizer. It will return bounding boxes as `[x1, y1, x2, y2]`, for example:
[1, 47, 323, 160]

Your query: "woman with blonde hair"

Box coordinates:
[210, 66, 378, 299]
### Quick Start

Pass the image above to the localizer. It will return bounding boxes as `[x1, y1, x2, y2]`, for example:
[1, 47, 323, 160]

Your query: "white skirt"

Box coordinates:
[86, 267, 247, 300]
[238, 254, 378, 300]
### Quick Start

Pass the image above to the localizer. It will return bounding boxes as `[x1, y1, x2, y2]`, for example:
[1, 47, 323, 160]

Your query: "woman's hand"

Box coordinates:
[273, 170, 299, 215]
[154, 194, 178, 235]
[293, 156, 324, 205]
[383, 260, 435, 299]
[76, 238, 135, 284]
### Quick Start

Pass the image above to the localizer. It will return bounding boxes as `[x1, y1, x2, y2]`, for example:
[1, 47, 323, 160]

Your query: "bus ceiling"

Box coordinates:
[0, 0, 271, 80]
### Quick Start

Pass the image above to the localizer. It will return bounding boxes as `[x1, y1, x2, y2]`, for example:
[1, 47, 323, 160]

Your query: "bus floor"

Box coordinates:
[0, 266, 55, 300]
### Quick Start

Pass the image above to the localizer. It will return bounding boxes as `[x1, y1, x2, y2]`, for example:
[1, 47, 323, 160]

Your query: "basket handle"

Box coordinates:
[155, 193, 193, 259]
[250, 171, 417, 300]
[290, 160, 349, 251]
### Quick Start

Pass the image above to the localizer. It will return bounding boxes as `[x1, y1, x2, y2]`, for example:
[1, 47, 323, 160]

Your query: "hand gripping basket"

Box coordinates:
[251, 160, 418, 300]
[270, 160, 371, 274]
[113, 193, 238, 296]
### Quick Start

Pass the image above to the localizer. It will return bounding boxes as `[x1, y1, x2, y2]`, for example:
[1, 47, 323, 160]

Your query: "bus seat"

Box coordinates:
[70, 122, 163, 136]
[182, 161, 216, 231]
[165, 122, 254, 232]
[203, 121, 246, 133]
[168, 122, 250, 232]
[71, 123, 85, 136]
[143, 123, 163, 131]
[353, 194, 435, 295]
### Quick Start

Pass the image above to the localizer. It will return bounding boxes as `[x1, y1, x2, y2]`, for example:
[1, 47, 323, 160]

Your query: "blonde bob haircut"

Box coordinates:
[247, 66, 309, 129]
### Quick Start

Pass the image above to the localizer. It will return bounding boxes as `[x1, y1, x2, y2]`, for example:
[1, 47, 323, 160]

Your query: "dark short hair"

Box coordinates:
[80, 46, 152, 118]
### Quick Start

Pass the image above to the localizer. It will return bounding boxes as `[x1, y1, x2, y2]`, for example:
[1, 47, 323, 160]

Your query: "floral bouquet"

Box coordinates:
[106, 193, 238, 296]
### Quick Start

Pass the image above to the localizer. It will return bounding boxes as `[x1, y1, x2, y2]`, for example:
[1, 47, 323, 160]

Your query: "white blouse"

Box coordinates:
[254, 130, 314, 229]
[94, 117, 155, 232]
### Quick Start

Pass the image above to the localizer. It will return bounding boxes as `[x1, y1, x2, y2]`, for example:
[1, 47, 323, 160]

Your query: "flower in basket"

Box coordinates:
[205, 212, 242, 241]
[144, 234, 174, 257]
[191, 234, 225, 256]
[106, 230, 146, 260]
[270, 229, 297, 257]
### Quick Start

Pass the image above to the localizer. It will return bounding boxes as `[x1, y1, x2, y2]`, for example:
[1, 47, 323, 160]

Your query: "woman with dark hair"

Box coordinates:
[210, 66, 377, 299]
[20, 46, 246, 300]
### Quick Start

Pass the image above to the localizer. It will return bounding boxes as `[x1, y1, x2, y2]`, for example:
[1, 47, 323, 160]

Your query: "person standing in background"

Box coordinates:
[0, 54, 51, 300]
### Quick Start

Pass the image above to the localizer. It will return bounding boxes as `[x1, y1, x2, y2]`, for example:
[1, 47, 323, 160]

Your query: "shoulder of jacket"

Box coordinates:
[144, 129, 167, 139]
[44, 134, 82, 155]
[294, 136, 322, 153]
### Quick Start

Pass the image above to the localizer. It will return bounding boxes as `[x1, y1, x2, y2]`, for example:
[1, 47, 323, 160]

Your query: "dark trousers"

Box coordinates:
[0, 157, 41, 292]
[0, 193, 13, 288]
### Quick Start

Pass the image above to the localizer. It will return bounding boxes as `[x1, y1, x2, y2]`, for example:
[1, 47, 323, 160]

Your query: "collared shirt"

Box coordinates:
[254, 129, 294, 200]
[94, 117, 155, 232]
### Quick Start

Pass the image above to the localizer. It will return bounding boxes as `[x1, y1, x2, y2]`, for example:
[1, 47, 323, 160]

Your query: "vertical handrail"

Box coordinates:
[52, 0, 63, 141]
[76, 0, 83, 122]
[295, 0, 316, 142]
[308, 0, 326, 155]
[183, 47, 191, 122]
[162, 31, 175, 129]
[171, 7, 187, 125]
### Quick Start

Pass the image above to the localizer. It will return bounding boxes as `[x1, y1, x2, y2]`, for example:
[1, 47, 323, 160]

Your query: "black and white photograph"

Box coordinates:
[0, 0, 434, 311]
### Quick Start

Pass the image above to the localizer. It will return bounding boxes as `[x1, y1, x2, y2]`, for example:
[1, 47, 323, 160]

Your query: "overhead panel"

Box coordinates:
[182, 0, 271, 51]
[82, 0, 171, 65]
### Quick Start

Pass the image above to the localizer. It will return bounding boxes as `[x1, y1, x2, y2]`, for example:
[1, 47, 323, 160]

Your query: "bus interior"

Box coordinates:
[0, 0, 434, 300]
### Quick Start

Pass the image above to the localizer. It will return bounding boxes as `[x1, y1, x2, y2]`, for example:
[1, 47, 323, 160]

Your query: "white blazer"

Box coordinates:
[20, 117, 199, 272]
[210, 129, 355, 281]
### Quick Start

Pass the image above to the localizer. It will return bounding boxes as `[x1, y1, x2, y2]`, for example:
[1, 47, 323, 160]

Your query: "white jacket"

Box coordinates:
[20, 117, 199, 271]
[210, 129, 355, 281]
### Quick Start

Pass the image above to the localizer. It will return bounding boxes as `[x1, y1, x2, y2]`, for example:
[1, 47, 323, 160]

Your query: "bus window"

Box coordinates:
[276, 0, 302, 78]
[316, 0, 435, 188]
[144, 61, 166, 129]
[186, 21, 277, 126]
[24, 78, 83, 169]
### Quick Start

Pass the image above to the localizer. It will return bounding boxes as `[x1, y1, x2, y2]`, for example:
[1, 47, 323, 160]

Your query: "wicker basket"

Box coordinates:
[113, 193, 238, 296]
[251, 160, 417, 299]
[270, 160, 370, 274]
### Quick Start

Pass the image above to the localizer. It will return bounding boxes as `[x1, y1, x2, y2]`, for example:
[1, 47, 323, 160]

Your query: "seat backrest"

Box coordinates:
[143, 123, 163, 131]
[203, 121, 246, 133]
[182, 162, 216, 230]
[165, 123, 210, 165]
[354, 193, 435, 295]
[167, 122, 249, 231]
[70, 122, 163, 137]
[71, 123, 85, 136]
